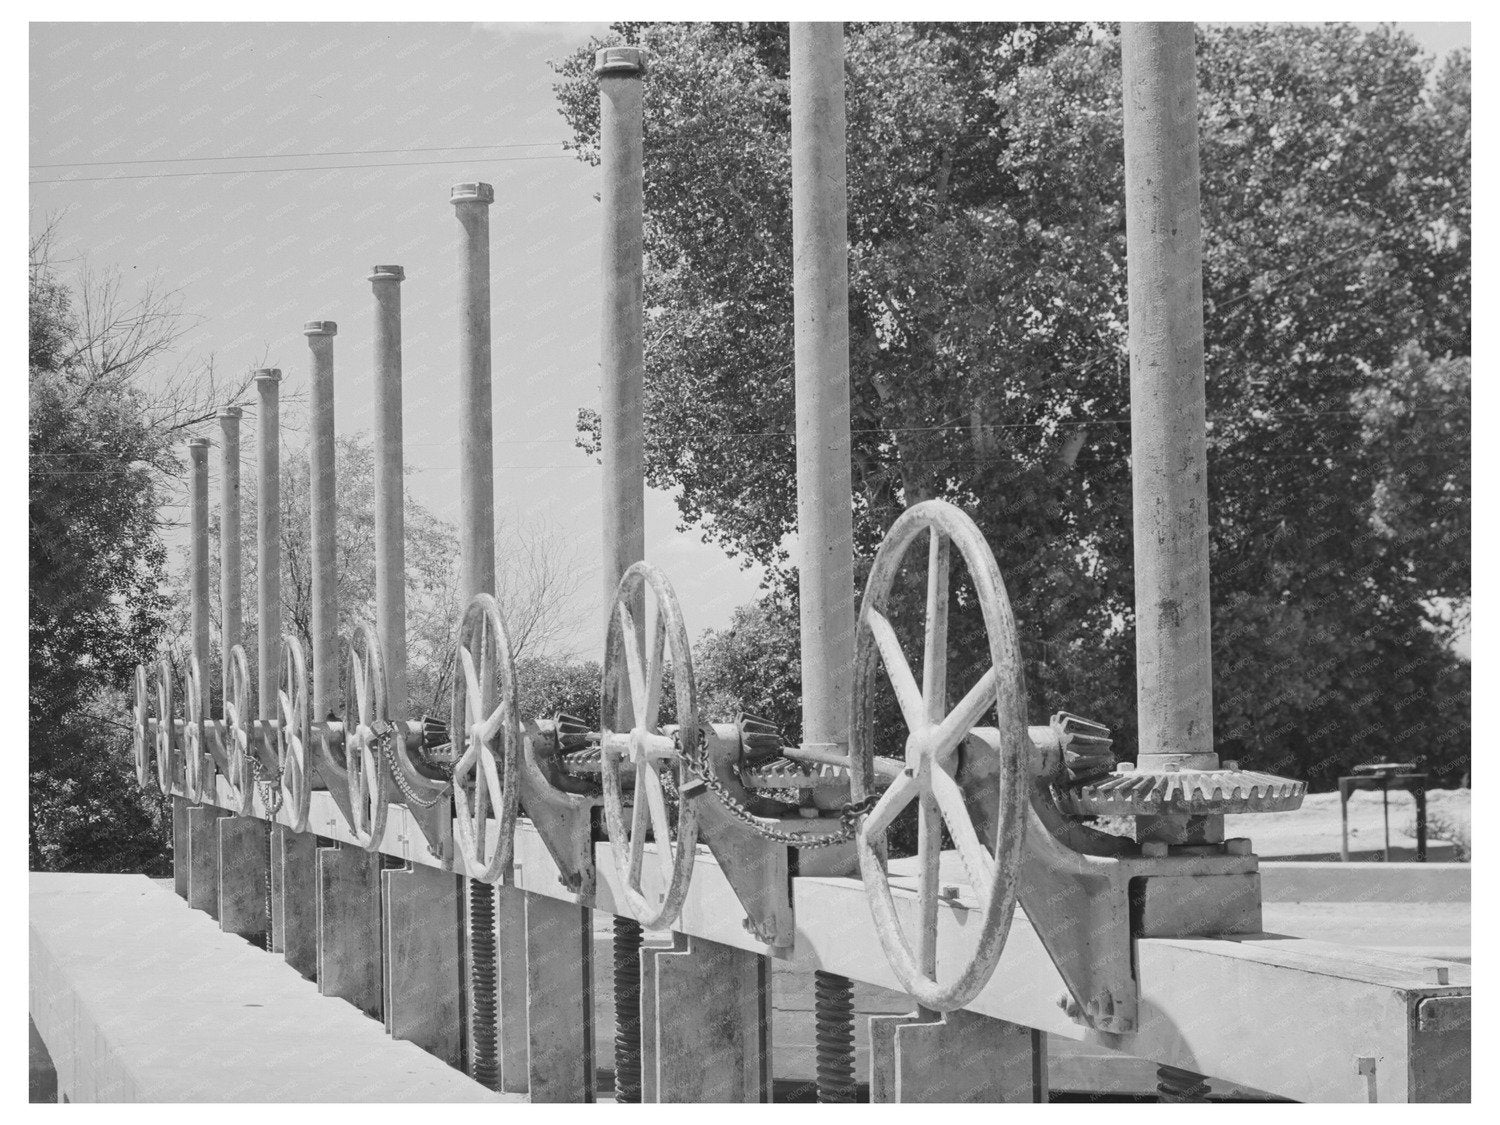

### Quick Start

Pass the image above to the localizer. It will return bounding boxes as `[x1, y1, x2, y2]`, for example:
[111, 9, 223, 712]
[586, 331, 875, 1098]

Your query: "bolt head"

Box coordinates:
[303, 320, 337, 336]
[595, 45, 647, 76]
[939, 884, 961, 901]
[450, 182, 494, 205]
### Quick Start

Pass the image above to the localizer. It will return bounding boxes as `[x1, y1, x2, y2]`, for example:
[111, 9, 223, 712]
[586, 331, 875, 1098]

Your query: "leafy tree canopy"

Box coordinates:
[554, 22, 1469, 785]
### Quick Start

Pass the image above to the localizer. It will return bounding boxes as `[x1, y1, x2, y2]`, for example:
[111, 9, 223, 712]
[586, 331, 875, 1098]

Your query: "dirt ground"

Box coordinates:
[1226, 786, 1470, 861]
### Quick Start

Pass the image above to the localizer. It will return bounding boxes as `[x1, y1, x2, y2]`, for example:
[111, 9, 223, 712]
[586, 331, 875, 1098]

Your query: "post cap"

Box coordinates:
[303, 320, 338, 336]
[188, 437, 210, 449]
[595, 45, 647, 76]
[217, 405, 243, 419]
[368, 265, 405, 283]
[254, 368, 282, 382]
[450, 182, 494, 205]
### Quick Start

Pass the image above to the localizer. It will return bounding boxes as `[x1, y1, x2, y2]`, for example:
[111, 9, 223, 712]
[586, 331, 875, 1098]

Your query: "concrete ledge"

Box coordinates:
[29, 873, 518, 1102]
[1259, 861, 1470, 904]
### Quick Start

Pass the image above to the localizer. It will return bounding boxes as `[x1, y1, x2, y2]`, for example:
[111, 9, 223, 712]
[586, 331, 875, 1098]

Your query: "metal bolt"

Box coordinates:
[1224, 837, 1253, 856]
[940, 884, 961, 901]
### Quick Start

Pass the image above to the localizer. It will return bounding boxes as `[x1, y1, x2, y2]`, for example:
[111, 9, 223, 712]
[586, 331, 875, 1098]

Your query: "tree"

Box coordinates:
[554, 24, 1470, 785]
[695, 594, 804, 744]
[29, 218, 242, 871]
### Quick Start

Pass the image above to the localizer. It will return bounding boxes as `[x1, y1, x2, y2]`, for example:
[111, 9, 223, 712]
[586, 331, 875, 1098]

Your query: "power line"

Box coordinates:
[30, 152, 577, 186]
[31, 140, 571, 170]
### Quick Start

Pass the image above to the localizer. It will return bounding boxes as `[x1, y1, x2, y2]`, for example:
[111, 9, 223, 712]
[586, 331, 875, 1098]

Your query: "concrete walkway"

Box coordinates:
[30, 873, 514, 1102]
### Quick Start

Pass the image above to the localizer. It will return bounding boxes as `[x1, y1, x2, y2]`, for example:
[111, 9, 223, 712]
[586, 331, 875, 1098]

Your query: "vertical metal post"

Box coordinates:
[597, 43, 648, 1106]
[598, 46, 647, 612]
[452, 185, 496, 603]
[370, 267, 408, 718]
[303, 322, 339, 718]
[254, 369, 282, 722]
[218, 406, 243, 700]
[791, 22, 858, 1106]
[451, 181, 516, 1092]
[188, 439, 212, 702]
[790, 22, 857, 757]
[1121, 23, 1219, 847]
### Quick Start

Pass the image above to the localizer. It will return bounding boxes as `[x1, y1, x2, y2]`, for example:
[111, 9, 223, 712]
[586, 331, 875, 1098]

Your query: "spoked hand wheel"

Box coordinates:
[223, 644, 256, 814]
[344, 623, 391, 852]
[449, 594, 521, 882]
[852, 499, 1030, 1012]
[133, 664, 153, 789]
[276, 634, 312, 833]
[600, 561, 700, 929]
[180, 655, 213, 804]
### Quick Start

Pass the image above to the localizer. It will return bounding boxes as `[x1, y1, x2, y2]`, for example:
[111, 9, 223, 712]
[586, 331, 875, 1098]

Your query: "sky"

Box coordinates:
[28, 20, 1470, 660]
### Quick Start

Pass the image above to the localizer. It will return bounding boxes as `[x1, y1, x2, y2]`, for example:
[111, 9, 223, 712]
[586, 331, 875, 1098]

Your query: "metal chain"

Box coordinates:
[680, 730, 877, 849]
[245, 728, 284, 817]
[383, 729, 449, 809]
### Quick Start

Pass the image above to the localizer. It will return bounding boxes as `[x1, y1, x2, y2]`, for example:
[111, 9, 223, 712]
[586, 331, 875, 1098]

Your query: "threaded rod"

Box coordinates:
[468, 879, 499, 1090]
[814, 969, 856, 1102]
[612, 916, 644, 1102]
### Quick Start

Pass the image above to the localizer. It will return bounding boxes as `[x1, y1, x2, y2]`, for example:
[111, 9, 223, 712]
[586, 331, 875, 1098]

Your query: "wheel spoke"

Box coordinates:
[863, 768, 919, 839]
[929, 766, 993, 915]
[480, 699, 509, 744]
[627, 755, 650, 884]
[866, 608, 925, 732]
[639, 764, 676, 874]
[931, 666, 998, 760]
[459, 645, 484, 722]
[351, 652, 368, 721]
[922, 529, 950, 724]
[617, 603, 649, 727]
[474, 748, 490, 856]
[917, 791, 942, 978]
[642, 605, 666, 732]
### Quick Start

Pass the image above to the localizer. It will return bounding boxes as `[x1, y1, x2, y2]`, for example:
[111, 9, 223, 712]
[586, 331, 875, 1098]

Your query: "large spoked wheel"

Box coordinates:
[852, 500, 1030, 1012]
[600, 562, 700, 929]
[223, 645, 255, 814]
[344, 623, 391, 852]
[449, 594, 521, 883]
[181, 655, 212, 804]
[133, 664, 152, 788]
[146, 659, 174, 795]
[277, 634, 312, 833]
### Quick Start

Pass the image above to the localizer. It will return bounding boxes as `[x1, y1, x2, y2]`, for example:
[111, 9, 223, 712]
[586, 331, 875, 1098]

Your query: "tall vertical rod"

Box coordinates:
[790, 22, 857, 756]
[188, 439, 212, 689]
[1122, 23, 1216, 777]
[304, 322, 339, 718]
[452, 185, 496, 602]
[370, 268, 408, 717]
[255, 369, 282, 722]
[451, 181, 508, 1092]
[218, 406, 243, 700]
[1123, 25, 1218, 1103]
[597, 45, 647, 612]
[791, 22, 859, 1106]
[597, 43, 649, 1105]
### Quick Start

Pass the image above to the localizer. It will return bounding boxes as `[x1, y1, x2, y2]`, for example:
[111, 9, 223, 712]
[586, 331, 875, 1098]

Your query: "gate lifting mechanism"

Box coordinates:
[136, 495, 1304, 1032]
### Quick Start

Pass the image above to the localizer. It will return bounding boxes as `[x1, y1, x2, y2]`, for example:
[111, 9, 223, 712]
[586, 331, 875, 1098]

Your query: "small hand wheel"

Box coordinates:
[133, 664, 152, 788]
[276, 634, 312, 833]
[180, 655, 213, 804]
[450, 594, 521, 882]
[223, 644, 255, 814]
[852, 499, 1030, 1012]
[600, 562, 700, 929]
[344, 623, 391, 852]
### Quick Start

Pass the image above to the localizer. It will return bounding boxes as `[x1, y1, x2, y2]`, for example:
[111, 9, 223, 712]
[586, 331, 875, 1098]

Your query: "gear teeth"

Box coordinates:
[553, 712, 589, 751]
[559, 746, 603, 774]
[737, 713, 783, 760]
[1053, 711, 1116, 786]
[1059, 764, 1306, 817]
[739, 756, 850, 789]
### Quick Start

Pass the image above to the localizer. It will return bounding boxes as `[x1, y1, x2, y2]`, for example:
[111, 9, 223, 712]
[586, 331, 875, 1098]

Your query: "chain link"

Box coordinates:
[383, 728, 450, 809]
[679, 729, 877, 849]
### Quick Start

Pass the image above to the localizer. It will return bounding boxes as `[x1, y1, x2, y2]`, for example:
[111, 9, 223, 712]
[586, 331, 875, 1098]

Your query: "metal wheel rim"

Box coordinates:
[277, 634, 312, 833]
[181, 656, 209, 803]
[343, 623, 390, 851]
[449, 594, 521, 883]
[852, 499, 1029, 1012]
[224, 645, 254, 814]
[151, 659, 175, 796]
[133, 664, 151, 789]
[599, 561, 700, 929]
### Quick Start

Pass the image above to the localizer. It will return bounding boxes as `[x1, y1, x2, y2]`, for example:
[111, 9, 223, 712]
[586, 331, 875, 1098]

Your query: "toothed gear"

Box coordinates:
[1057, 764, 1306, 817]
[560, 746, 603, 774]
[740, 756, 851, 789]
